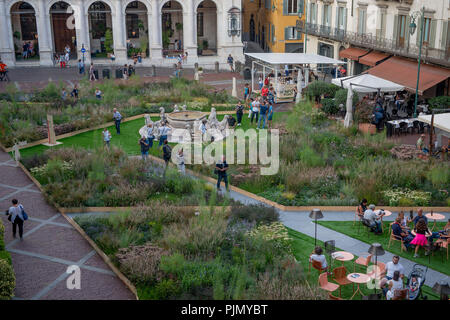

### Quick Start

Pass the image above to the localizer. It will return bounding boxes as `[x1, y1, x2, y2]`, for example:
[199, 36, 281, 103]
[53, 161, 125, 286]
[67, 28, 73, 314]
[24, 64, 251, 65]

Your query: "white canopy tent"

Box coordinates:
[418, 113, 450, 134]
[331, 74, 405, 128]
[332, 74, 405, 93]
[245, 53, 345, 102]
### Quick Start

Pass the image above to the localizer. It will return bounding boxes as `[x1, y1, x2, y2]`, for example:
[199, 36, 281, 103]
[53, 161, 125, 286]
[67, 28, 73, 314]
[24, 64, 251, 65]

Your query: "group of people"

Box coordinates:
[358, 199, 449, 258]
[21, 41, 35, 59]
[56, 45, 71, 68]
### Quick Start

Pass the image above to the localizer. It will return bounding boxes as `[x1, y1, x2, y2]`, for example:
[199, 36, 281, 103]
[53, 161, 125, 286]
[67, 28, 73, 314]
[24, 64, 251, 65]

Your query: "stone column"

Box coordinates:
[73, 0, 88, 64]
[0, 0, 15, 66]
[112, 1, 127, 64]
[150, 0, 162, 61]
[37, 0, 53, 66]
[183, 0, 197, 61]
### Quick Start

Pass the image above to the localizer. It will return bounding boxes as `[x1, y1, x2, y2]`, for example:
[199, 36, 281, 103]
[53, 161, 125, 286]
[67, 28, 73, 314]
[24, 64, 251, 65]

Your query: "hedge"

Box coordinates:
[0, 219, 15, 299]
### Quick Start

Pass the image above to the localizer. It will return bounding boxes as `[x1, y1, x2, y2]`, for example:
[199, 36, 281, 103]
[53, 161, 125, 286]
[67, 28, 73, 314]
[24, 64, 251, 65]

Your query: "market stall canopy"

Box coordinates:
[418, 113, 450, 134]
[339, 47, 369, 60]
[332, 74, 404, 93]
[368, 56, 450, 95]
[245, 53, 345, 65]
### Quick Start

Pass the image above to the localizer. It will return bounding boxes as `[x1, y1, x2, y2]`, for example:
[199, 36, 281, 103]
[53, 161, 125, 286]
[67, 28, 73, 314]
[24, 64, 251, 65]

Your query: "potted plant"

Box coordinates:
[104, 28, 114, 57]
[197, 41, 203, 56]
[162, 31, 170, 49]
[202, 39, 208, 50]
[140, 38, 148, 58]
[13, 31, 21, 40]
[355, 99, 376, 134]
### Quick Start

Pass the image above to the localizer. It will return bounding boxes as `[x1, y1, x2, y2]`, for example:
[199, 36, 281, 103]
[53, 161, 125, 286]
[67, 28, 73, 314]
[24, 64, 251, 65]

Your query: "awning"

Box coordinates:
[418, 113, 450, 134]
[331, 74, 404, 93]
[359, 51, 390, 67]
[339, 47, 369, 60]
[368, 56, 450, 95]
[244, 53, 345, 65]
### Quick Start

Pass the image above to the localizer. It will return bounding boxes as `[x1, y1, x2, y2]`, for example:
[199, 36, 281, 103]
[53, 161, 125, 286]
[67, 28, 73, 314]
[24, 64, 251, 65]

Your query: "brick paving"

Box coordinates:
[0, 151, 135, 300]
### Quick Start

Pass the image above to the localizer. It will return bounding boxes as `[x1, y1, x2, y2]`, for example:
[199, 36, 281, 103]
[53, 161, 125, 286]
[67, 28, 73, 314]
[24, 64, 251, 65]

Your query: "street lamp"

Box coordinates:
[296, 1, 307, 53]
[409, 6, 425, 118]
[309, 209, 324, 247]
[368, 243, 385, 295]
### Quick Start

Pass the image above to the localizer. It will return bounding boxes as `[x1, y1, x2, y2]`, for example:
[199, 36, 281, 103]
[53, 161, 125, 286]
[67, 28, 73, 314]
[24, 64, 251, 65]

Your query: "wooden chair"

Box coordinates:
[318, 272, 339, 293]
[311, 259, 327, 275]
[388, 232, 407, 252]
[332, 266, 353, 297]
[435, 237, 449, 260]
[354, 254, 372, 272]
[392, 289, 408, 300]
[328, 292, 344, 300]
[354, 207, 363, 226]
[361, 218, 373, 239]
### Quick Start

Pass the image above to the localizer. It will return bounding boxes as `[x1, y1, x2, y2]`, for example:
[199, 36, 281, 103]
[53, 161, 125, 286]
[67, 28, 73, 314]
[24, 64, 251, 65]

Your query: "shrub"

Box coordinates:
[334, 88, 359, 111]
[321, 98, 339, 115]
[305, 81, 338, 100]
[0, 259, 15, 300]
[116, 243, 169, 284]
[230, 204, 279, 225]
[428, 96, 450, 110]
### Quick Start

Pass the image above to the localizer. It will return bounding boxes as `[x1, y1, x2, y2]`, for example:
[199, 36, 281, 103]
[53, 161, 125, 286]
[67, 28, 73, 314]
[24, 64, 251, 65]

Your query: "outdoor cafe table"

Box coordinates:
[347, 273, 371, 300]
[375, 210, 392, 233]
[425, 213, 446, 231]
[332, 251, 354, 266]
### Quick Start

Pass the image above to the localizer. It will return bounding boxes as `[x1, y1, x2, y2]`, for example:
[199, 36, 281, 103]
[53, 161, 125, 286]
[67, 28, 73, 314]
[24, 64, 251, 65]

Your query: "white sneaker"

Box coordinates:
[413, 253, 419, 258]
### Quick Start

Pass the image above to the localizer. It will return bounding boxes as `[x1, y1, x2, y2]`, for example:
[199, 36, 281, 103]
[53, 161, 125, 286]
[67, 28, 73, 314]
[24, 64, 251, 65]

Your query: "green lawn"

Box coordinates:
[288, 227, 440, 300]
[316, 221, 449, 276]
[18, 112, 288, 160]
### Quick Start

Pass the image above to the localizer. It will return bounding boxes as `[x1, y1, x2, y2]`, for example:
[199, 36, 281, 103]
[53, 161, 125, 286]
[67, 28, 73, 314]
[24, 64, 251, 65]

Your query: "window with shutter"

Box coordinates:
[441, 20, 449, 50]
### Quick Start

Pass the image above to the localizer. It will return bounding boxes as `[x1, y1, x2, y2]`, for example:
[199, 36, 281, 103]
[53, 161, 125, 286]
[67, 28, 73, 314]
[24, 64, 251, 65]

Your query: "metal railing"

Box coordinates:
[299, 22, 450, 67]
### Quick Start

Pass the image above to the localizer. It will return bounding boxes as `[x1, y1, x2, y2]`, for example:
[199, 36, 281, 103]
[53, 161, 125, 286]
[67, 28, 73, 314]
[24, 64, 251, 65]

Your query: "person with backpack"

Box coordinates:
[6, 199, 28, 240]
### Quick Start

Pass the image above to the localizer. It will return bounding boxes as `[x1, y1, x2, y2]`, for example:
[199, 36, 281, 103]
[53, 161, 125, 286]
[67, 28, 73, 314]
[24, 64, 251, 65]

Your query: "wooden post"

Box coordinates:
[43, 114, 62, 146]
[429, 111, 434, 160]
[232, 77, 237, 97]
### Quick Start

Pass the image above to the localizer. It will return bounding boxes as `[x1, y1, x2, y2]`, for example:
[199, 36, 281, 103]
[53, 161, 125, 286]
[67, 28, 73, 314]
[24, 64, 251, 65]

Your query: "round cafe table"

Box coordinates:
[347, 273, 370, 300]
[425, 213, 446, 231]
[332, 251, 354, 266]
[375, 210, 392, 233]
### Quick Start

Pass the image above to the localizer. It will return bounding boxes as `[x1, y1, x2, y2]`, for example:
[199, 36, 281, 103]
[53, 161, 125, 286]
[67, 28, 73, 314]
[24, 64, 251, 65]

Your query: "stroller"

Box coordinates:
[405, 264, 428, 300]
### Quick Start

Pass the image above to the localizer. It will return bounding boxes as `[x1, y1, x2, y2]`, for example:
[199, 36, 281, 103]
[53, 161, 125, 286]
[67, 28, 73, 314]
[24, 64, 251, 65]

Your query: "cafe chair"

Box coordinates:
[399, 122, 408, 135]
[388, 233, 407, 252]
[311, 259, 327, 275]
[367, 262, 386, 279]
[354, 207, 363, 226]
[434, 238, 448, 261]
[332, 266, 353, 297]
[318, 272, 339, 294]
[412, 120, 420, 134]
[361, 218, 373, 239]
[353, 254, 372, 273]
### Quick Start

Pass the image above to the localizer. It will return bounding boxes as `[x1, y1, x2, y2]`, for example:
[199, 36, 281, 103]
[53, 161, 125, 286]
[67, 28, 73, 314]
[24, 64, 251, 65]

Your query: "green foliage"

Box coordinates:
[428, 96, 450, 110]
[230, 204, 279, 225]
[321, 98, 339, 115]
[0, 259, 15, 300]
[305, 81, 339, 100]
[104, 29, 113, 53]
[334, 88, 358, 109]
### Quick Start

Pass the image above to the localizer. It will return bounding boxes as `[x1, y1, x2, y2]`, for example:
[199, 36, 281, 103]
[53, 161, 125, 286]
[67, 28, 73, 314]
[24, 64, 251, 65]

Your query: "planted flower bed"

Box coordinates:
[75, 203, 326, 300]
[0, 78, 237, 148]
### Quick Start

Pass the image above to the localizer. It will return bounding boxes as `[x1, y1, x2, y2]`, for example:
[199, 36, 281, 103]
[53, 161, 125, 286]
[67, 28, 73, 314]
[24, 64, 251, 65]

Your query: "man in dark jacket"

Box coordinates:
[215, 155, 229, 192]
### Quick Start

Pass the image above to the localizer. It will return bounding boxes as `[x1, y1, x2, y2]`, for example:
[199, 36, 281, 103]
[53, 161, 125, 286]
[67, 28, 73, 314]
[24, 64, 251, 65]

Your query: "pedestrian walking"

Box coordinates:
[22, 42, 28, 59]
[139, 135, 150, 161]
[61, 88, 67, 101]
[6, 199, 28, 240]
[89, 63, 96, 81]
[177, 148, 185, 174]
[128, 64, 134, 77]
[158, 121, 170, 147]
[113, 108, 122, 134]
[243, 83, 251, 101]
[227, 54, 234, 72]
[78, 59, 85, 74]
[102, 128, 111, 149]
[65, 51, 70, 67]
[59, 54, 66, 68]
[236, 101, 244, 126]
[215, 155, 229, 192]
[199, 119, 207, 142]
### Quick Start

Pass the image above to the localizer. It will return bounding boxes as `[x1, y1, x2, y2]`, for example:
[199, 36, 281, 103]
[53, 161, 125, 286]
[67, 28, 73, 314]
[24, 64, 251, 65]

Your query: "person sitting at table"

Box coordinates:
[364, 204, 383, 234]
[384, 271, 404, 299]
[437, 219, 450, 238]
[410, 219, 432, 258]
[397, 211, 411, 231]
[356, 198, 368, 221]
[394, 92, 404, 109]
[309, 246, 328, 271]
[391, 217, 414, 249]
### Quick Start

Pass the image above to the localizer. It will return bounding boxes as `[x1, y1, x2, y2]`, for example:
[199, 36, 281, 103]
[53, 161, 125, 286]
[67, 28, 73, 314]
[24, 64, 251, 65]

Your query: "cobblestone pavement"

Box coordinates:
[0, 151, 135, 300]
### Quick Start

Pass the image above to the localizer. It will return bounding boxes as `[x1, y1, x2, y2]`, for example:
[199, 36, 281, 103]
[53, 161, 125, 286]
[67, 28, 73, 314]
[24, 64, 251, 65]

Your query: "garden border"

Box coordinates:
[0, 110, 239, 153]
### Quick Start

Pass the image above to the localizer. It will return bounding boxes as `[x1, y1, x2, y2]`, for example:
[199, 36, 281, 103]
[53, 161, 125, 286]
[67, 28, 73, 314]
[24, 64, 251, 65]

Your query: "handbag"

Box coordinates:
[20, 205, 28, 221]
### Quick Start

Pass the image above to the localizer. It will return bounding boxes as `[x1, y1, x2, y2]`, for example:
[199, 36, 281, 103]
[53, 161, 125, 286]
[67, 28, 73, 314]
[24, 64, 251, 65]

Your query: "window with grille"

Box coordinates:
[197, 12, 204, 37]
[288, 0, 298, 14]
[127, 14, 139, 38]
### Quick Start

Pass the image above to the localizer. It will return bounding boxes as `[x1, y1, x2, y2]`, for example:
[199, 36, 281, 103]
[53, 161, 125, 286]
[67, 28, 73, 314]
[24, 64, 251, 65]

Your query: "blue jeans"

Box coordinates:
[141, 151, 148, 160]
[370, 221, 382, 233]
[258, 113, 266, 128]
[115, 119, 121, 134]
[79, 66, 85, 74]
[148, 135, 154, 149]
[217, 174, 228, 190]
[159, 135, 167, 146]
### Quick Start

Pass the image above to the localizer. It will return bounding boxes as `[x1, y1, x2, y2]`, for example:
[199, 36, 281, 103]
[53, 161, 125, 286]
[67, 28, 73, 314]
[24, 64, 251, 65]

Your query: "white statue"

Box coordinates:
[173, 104, 180, 112]
[13, 143, 20, 166]
[182, 104, 187, 111]
[208, 107, 219, 129]
[218, 115, 229, 131]
[144, 114, 153, 126]
[159, 107, 167, 123]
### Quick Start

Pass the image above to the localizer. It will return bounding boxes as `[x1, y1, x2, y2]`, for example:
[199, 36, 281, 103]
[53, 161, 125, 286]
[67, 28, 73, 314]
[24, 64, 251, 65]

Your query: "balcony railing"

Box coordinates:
[300, 22, 450, 67]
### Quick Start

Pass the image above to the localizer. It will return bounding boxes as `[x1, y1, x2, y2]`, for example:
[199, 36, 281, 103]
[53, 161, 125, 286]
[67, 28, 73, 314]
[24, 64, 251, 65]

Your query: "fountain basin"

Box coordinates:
[167, 111, 207, 129]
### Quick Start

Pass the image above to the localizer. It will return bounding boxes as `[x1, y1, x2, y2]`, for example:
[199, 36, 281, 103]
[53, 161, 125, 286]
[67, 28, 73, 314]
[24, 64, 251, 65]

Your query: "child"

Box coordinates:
[408, 276, 419, 299]
[177, 148, 185, 174]
[95, 88, 102, 99]
[386, 281, 395, 300]
[103, 128, 111, 149]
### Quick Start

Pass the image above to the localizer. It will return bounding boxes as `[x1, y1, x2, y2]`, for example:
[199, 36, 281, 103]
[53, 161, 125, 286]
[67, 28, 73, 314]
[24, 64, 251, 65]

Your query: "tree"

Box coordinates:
[104, 28, 114, 54]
